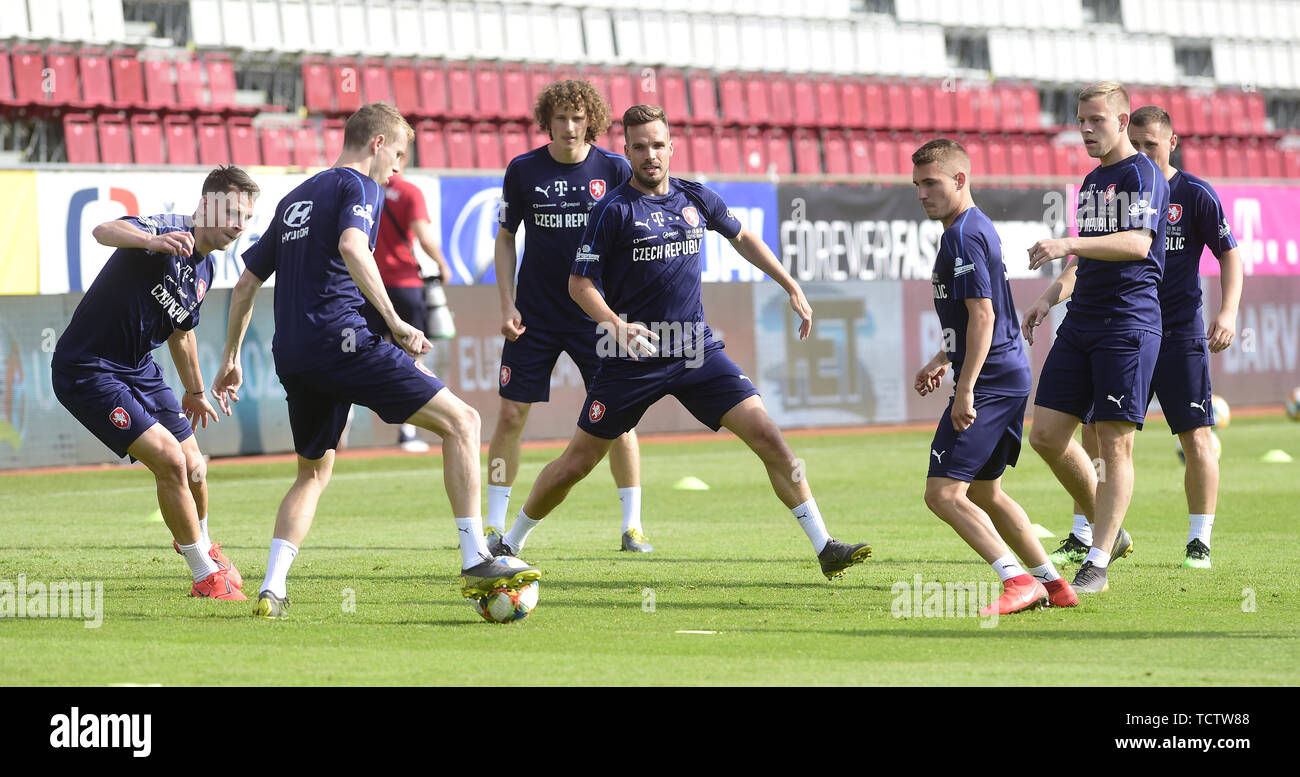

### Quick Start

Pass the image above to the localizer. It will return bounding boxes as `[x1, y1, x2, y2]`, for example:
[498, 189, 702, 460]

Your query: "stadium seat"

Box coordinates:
[365, 0, 397, 56]
[415, 120, 445, 169]
[307, 0, 341, 52]
[1245, 92, 1267, 135]
[847, 130, 871, 175]
[719, 72, 746, 125]
[952, 87, 975, 132]
[930, 84, 954, 132]
[362, 58, 393, 106]
[885, 83, 908, 131]
[78, 47, 114, 109]
[974, 89, 998, 132]
[206, 53, 236, 109]
[1224, 91, 1248, 135]
[986, 137, 1010, 176]
[164, 115, 197, 165]
[143, 55, 175, 109]
[322, 118, 345, 163]
[897, 132, 919, 175]
[791, 76, 817, 128]
[1029, 140, 1052, 177]
[248, 0, 283, 51]
[219, 0, 253, 51]
[63, 113, 98, 163]
[109, 49, 144, 108]
[0, 44, 14, 106]
[189, 0, 224, 48]
[768, 76, 793, 128]
[475, 64, 504, 122]
[687, 71, 719, 125]
[656, 68, 690, 125]
[176, 56, 205, 110]
[822, 130, 849, 175]
[741, 127, 765, 173]
[871, 134, 898, 176]
[335, 0, 367, 55]
[964, 136, 987, 176]
[672, 126, 693, 172]
[260, 124, 292, 166]
[525, 65, 554, 112]
[445, 122, 473, 168]
[501, 64, 530, 121]
[1283, 149, 1300, 180]
[501, 122, 528, 163]
[862, 82, 887, 131]
[196, 115, 230, 165]
[473, 122, 503, 169]
[581, 7, 617, 63]
[418, 61, 448, 119]
[997, 87, 1022, 132]
[1211, 93, 1234, 136]
[391, 59, 419, 116]
[790, 128, 817, 174]
[608, 67, 635, 116]
[445, 62, 472, 120]
[292, 123, 321, 167]
[128, 113, 163, 165]
[1243, 141, 1264, 178]
[332, 58, 362, 114]
[90, 0, 126, 44]
[1261, 144, 1283, 179]
[1180, 145, 1204, 176]
[687, 126, 717, 174]
[228, 117, 259, 166]
[302, 55, 332, 113]
[907, 84, 932, 132]
[280, 0, 312, 52]
[45, 45, 80, 106]
[838, 79, 865, 129]
[606, 121, 624, 156]
[814, 80, 841, 129]
[716, 127, 742, 174]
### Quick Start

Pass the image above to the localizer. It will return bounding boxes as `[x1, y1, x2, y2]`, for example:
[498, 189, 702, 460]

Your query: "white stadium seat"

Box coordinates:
[784, 19, 813, 73]
[221, 0, 253, 50]
[250, 0, 284, 51]
[640, 11, 669, 66]
[60, 0, 96, 42]
[1, 1, 31, 39]
[421, 0, 450, 59]
[893, 0, 923, 24]
[581, 7, 616, 64]
[444, 1, 475, 60]
[665, 13, 693, 68]
[502, 2, 532, 61]
[808, 21, 835, 75]
[528, 4, 565, 63]
[713, 15, 742, 71]
[688, 15, 717, 70]
[829, 21, 854, 75]
[280, 0, 313, 51]
[612, 8, 641, 64]
[307, 0, 340, 52]
[26, 0, 62, 38]
[471, 3, 504, 60]
[737, 16, 765, 72]
[550, 4, 582, 63]
[364, 1, 396, 56]
[392, 0, 423, 56]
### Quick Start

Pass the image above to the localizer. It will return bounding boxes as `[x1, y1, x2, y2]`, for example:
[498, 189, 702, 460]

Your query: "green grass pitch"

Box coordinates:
[1, 415, 1296, 686]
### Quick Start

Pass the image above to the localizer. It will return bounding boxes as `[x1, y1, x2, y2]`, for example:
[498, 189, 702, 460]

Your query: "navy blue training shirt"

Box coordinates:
[573, 177, 742, 359]
[1066, 152, 1170, 335]
[242, 167, 384, 375]
[54, 213, 214, 375]
[931, 206, 1032, 397]
[1160, 169, 1237, 339]
[499, 144, 631, 332]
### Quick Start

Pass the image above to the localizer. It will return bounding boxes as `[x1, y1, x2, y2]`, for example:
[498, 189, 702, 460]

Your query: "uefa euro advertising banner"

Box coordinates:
[3, 170, 1298, 468]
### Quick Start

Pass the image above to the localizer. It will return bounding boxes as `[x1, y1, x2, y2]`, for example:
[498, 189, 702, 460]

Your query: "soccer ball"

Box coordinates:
[1286, 387, 1300, 421]
[1176, 430, 1221, 463]
[1211, 394, 1230, 428]
[470, 581, 539, 624]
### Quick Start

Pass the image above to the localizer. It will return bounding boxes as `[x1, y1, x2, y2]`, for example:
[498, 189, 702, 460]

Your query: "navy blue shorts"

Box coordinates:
[358, 286, 426, 340]
[1149, 336, 1215, 434]
[52, 360, 192, 458]
[278, 338, 446, 459]
[578, 344, 760, 440]
[928, 393, 1028, 482]
[1035, 324, 1161, 429]
[498, 326, 604, 404]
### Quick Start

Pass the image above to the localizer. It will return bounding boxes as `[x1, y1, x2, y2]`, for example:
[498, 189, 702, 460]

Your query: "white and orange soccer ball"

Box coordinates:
[470, 580, 540, 624]
[1286, 387, 1300, 421]
[1211, 394, 1231, 428]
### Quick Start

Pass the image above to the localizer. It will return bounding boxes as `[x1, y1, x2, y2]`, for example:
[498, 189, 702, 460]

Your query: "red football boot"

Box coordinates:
[1044, 578, 1079, 607]
[980, 574, 1048, 616]
[175, 540, 243, 589]
[190, 569, 247, 600]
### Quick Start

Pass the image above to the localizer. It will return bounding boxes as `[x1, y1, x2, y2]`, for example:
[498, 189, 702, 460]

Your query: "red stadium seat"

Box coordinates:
[1283, 149, 1300, 180]
[444, 121, 473, 168]
[862, 82, 887, 130]
[45, 45, 80, 105]
[847, 131, 871, 175]
[839, 79, 865, 129]
[607, 67, 634, 116]
[228, 117, 259, 166]
[110, 49, 144, 108]
[974, 89, 997, 132]
[78, 48, 114, 109]
[577, 65, 610, 112]
[766, 127, 795, 174]
[687, 71, 719, 125]
[475, 64, 504, 121]
[415, 120, 445, 169]
[206, 52, 236, 108]
[791, 76, 817, 129]
[196, 115, 230, 165]
[1018, 85, 1040, 130]
[652, 68, 688, 124]
[742, 76, 771, 127]
[813, 80, 840, 130]
[332, 57, 362, 114]
[1167, 89, 1189, 133]
[1180, 145, 1204, 175]
[965, 136, 987, 176]
[525, 64, 554, 112]
[362, 58, 393, 106]
[986, 137, 1009, 176]
[164, 115, 197, 165]
[952, 87, 975, 131]
[391, 59, 419, 116]
[822, 130, 849, 175]
[1211, 91, 1233, 136]
[129, 114, 164, 165]
[741, 127, 765, 174]
[1261, 144, 1283, 179]
[885, 83, 907, 130]
[908, 84, 932, 132]
[63, 113, 98, 163]
[322, 118, 345, 163]
[1051, 144, 1073, 178]
[688, 126, 717, 173]
[716, 127, 741, 174]
[292, 124, 321, 167]
[501, 63, 530, 121]
[445, 62, 473, 120]
[417, 61, 448, 118]
[672, 126, 693, 172]
[871, 134, 898, 176]
[1243, 141, 1264, 179]
[791, 128, 818, 174]
[931, 84, 954, 132]
[1185, 91, 1212, 136]
[473, 122, 503, 169]
[176, 55, 205, 109]
[768, 76, 793, 127]
[1203, 141, 1227, 178]
[997, 87, 1021, 132]
[302, 55, 332, 113]
[0, 44, 13, 105]
[1244, 93, 1267, 135]
[1224, 92, 1248, 136]
[11, 44, 45, 105]
[140, 55, 173, 109]
[897, 132, 919, 175]
[501, 122, 528, 162]
[1006, 136, 1032, 177]
[260, 124, 292, 166]
[719, 72, 745, 125]
[606, 121, 624, 156]
[1029, 140, 1051, 177]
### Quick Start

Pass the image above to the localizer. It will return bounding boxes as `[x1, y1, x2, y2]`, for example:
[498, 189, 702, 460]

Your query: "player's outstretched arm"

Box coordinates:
[213, 268, 264, 414]
[1022, 262, 1078, 345]
[728, 228, 812, 340]
[167, 329, 218, 429]
[339, 227, 430, 357]
[92, 219, 193, 256]
[1028, 229, 1152, 269]
[495, 227, 526, 340]
[1208, 246, 1243, 352]
[568, 274, 658, 359]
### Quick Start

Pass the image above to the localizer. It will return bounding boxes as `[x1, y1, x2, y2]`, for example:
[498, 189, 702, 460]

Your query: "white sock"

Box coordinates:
[992, 554, 1027, 582]
[792, 498, 831, 554]
[619, 487, 642, 533]
[400, 423, 418, 441]
[485, 485, 512, 532]
[1084, 547, 1109, 569]
[1188, 513, 1214, 546]
[261, 538, 299, 598]
[199, 515, 210, 546]
[455, 516, 490, 568]
[1072, 514, 1092, 545]
[1028, 562, 1061, 583]
[178, 541, 218, 582]
[503, 510, 542, 554]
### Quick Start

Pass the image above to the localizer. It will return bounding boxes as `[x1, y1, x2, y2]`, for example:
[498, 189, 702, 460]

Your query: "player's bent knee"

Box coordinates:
[497, 400, 530, 431]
